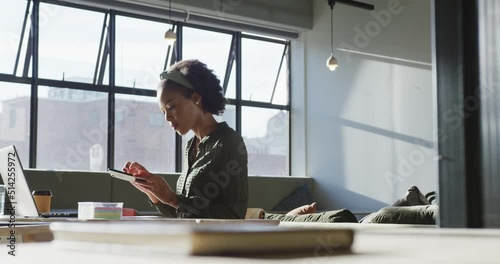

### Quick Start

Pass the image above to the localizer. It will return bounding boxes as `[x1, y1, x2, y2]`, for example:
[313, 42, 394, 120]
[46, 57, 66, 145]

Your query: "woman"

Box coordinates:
[123, 60, 248, 219]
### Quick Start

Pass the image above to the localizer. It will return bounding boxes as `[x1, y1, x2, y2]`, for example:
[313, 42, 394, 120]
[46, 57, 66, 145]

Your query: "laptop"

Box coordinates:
[0, 145, 77, 219]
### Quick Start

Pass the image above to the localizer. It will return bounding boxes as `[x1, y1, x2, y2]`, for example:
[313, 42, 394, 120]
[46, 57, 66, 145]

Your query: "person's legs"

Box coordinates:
[392, 186, 430, 206]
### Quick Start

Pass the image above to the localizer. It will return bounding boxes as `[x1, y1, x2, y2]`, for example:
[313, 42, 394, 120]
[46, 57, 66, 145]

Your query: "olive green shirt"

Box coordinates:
[153, 122, 248, 219]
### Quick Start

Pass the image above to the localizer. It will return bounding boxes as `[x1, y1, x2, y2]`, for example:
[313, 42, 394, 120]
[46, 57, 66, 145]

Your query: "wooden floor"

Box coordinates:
[2, 226, 500, 263]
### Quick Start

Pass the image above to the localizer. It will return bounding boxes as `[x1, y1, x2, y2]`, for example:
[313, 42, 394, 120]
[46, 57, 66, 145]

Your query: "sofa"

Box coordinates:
[9, 170, 437, 225]
[258, 186, 438, 225]
[18, 169, 313, 213]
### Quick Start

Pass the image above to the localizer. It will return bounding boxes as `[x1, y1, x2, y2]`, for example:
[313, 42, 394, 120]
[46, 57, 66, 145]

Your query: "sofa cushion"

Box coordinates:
[265, 209, 358, 223]
[362, 205, 438, 224]
[271, 184, 315, 212]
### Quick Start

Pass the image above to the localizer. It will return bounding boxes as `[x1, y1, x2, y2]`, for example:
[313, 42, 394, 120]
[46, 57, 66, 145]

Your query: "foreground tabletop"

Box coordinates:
[2, 227, 500, 263]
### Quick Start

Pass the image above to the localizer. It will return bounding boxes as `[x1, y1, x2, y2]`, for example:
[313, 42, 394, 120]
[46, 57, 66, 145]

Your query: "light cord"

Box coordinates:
[330, 6, 334, 54]
[169, 0, 172, 24]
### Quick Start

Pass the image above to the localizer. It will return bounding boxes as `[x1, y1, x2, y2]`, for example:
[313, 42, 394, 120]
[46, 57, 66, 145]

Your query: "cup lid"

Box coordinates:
[32, 190, 52, 196]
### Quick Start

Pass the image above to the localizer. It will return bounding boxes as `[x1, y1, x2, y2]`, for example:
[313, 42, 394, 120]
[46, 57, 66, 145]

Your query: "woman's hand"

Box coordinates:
[123, 162, 179, 208]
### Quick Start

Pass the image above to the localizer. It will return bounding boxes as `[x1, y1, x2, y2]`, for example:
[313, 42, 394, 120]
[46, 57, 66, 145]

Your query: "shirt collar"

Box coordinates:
[199, 122, 229, 145]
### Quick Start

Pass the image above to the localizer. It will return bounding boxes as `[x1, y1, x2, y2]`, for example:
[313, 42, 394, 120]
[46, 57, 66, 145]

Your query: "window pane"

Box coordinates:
[115, 94, 175, 173]
[182, 27, 232, 91]
[181, 105, 236, 171]
[0, 82, 30, 165]
[37, 86, 108, 171]
[38, 4, 106, 83]
[0, 0, 30, 75]
[116, 16, 173, 89]
[272, 55, 288, 105]
[225, 64, 236, 99]
[242, 39, 287, 103]
[216, 104, 236, 129]
[242, 107, 289, 176]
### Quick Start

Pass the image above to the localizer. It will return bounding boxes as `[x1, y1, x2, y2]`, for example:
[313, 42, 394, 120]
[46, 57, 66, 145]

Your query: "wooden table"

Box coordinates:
[2, 226, 499, 263]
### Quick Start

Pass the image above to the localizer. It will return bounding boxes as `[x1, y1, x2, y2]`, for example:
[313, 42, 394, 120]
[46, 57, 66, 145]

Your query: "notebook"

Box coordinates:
[0, 145, 77, 219]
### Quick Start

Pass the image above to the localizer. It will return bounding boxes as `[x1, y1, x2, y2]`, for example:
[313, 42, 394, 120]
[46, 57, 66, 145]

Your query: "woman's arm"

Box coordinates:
[124, 162, 179, 217]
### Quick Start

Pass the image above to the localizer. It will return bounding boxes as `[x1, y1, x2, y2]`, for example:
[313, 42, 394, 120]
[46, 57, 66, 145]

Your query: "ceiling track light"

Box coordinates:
[165, 0, 176, 45]
[325, 0, 374, 71]
[334, 0, 375, 11]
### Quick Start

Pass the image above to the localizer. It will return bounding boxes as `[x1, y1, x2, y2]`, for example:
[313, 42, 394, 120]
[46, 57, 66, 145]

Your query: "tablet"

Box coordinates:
[108, 168, 146, 183]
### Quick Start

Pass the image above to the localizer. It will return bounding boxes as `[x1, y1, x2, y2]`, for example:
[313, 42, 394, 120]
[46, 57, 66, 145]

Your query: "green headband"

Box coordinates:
[159, 70, 194, 90]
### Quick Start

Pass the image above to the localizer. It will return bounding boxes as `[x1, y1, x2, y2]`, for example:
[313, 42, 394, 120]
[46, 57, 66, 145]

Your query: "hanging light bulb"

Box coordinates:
[326, 54, 338, 71]
[164, 28, 176, 45]
[326, 0, 339, 71]
[165, 0, 176, 45]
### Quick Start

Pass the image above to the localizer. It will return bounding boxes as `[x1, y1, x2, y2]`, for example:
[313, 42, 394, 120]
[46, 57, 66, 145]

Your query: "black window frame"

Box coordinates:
[0, 0, 292, 175]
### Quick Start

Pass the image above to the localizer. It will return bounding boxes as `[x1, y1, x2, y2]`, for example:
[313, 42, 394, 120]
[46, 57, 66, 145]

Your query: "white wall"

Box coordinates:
[121, 0, 436, 212]
[292, 0, 437, 211]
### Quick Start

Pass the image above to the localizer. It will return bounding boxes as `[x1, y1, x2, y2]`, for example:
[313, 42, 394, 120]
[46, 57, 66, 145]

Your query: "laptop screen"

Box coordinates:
[0, 145, 40, 217]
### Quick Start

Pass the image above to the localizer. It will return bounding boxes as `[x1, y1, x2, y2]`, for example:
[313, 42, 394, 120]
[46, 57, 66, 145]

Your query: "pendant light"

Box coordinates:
[326, 0, 338, 71]
[324, 0, 376, 71]
[164, 0, 176, 45]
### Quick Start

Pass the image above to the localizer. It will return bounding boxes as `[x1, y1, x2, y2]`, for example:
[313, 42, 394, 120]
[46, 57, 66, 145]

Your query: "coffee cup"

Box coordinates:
[32, 190, 52, 213]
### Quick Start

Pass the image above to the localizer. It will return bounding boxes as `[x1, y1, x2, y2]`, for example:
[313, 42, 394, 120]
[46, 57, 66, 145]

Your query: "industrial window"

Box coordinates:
[0, 1, 291, 175]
